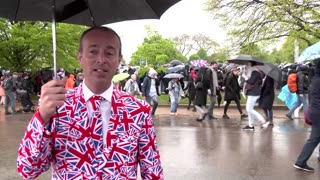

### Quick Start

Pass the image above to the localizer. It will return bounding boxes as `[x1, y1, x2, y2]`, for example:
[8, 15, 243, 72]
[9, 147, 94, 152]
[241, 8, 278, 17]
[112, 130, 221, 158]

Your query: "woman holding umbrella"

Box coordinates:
[242, 61, 269, 130]
[194, 66, 209, 121]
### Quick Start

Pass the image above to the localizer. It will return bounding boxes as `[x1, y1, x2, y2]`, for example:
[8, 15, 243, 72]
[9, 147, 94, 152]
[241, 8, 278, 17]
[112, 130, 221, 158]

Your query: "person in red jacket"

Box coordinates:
[65, 73, 75, 90]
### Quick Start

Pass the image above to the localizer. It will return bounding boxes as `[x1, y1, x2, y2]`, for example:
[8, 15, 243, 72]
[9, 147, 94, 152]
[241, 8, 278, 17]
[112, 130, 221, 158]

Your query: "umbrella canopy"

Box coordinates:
[0, 0, 180, 78]
[1, 0, 181, 26]
[257, 63, 282, 83]
[297, 41, 320, 62]
[190, 59, 208, 67]
[167, 65, 185, 73]
[163, 73, 184, 79]
[169, 60, 183, 66]
[228, 55, 265, 66]
[112, 73, 129, 82]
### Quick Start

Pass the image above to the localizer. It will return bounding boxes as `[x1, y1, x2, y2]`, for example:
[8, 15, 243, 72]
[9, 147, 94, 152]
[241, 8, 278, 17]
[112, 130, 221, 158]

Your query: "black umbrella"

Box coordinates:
[228, 54, 265, 66]
[257, 62, 282, 83]
[167, 64, 185, 73]
[1, 0, 181, 26]
[169, 59, 183, 66]
[0, 0, 180, 77]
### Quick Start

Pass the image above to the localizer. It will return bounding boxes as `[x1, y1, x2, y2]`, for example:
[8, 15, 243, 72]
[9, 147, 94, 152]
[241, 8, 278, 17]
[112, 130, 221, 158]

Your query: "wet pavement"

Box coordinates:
[1, 106, 320, 180]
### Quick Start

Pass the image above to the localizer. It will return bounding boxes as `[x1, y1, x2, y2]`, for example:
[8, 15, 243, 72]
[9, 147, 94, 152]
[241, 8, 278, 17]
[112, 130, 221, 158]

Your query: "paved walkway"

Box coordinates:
[0, 106, 319, 180]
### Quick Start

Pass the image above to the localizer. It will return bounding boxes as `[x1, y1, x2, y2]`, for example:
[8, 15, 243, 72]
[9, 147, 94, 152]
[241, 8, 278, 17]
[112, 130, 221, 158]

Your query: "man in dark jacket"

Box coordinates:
[223, 68, 247, 119]
[293, 61, 320, 172]
[141, 70, 160, 116]
[286, 65, 309, 120]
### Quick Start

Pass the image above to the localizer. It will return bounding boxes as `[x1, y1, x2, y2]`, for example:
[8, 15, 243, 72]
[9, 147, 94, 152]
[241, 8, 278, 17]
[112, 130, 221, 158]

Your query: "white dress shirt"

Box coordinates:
[82, 80, 112, 146]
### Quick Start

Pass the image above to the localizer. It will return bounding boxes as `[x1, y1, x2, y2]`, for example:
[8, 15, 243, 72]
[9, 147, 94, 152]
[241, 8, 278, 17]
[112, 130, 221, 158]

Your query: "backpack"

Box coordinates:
[287, 73, 297, 93]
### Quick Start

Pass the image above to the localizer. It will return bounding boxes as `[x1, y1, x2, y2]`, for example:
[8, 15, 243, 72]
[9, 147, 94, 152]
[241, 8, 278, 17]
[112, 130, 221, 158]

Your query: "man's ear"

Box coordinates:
[77, 51, 82, 63]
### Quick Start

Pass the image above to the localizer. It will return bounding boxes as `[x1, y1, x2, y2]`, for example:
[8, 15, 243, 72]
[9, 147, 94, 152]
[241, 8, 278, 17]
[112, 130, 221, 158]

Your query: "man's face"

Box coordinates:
[212, 63, 218, 69]
[233, 69, 239, 76]
[77, 29, 122, 91]
[131, 75, 136, 81]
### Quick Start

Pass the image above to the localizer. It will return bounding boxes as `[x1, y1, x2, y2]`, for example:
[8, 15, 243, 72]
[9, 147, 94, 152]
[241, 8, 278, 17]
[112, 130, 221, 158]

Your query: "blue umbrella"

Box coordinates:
[297, 41, 320, 62]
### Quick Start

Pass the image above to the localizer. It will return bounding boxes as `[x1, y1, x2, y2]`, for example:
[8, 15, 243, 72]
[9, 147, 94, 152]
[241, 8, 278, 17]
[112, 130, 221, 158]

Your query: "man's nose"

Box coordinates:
[97, 53, 107, 64]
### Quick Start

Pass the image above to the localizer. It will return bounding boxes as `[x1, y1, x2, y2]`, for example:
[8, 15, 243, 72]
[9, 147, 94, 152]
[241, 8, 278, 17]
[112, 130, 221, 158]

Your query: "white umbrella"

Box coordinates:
[163, 73, 184, 79]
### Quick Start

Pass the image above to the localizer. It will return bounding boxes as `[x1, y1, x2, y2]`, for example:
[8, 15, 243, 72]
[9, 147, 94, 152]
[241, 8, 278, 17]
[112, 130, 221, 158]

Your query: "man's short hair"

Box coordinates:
[210, 61, 217, 65]
[78, 26, 122, 55]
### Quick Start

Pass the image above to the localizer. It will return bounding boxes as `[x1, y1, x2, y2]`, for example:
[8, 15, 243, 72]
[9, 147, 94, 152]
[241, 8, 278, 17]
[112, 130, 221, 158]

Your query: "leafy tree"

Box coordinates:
[239, 43, 263, 56]
[131, 26, 186, 66]
[196, 48, 209, 60]
[137, 66, 150, 78]
[189, 54, 200, 60]
[0, 18, 86, 72]
[209, 46, 231, 63]
[155, 54, 169, 65]
[205, 0, 320, 46]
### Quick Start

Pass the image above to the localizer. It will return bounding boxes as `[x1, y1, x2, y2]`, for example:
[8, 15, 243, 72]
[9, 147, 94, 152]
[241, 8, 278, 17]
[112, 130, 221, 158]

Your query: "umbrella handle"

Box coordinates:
[52, 0, 57, 79]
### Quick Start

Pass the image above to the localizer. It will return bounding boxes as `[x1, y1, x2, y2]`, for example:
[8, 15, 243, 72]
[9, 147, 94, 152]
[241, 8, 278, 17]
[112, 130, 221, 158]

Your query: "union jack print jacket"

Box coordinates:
[17, 84, 163, 179]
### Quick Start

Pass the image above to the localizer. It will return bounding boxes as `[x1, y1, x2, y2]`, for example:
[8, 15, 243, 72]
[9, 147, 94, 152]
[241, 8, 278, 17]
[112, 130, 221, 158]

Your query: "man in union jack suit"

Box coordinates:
[17, 27, 163, 179]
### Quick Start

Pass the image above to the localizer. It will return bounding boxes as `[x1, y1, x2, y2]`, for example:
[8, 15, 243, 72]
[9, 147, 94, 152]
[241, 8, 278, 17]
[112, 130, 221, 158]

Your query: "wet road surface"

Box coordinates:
[0, 107, 319, 180]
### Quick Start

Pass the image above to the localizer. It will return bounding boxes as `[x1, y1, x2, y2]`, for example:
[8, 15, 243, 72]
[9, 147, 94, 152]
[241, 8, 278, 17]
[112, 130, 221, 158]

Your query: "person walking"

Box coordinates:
[141, 69, 160, 116]
[242, 61, 269, 130]
[286, 65, 310, 120]
[194, 66, 209, 121]
[124, 74, 141, 96]
[293, 61, 320, 172]
[207, 61, 219, 120]
[185, 68, 196, 111]
[259, 76, 275, 125]
[17, 26, 163, 179]
[223, 67, 247, 119]
[167, 78, 182, 116]
[3, 72, 17, 115]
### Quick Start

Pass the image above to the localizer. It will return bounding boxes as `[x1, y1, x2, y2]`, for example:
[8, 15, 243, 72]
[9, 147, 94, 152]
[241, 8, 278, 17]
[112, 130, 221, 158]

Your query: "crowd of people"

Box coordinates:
[0, 69, 85, 114]
[13, 25, 320, 180]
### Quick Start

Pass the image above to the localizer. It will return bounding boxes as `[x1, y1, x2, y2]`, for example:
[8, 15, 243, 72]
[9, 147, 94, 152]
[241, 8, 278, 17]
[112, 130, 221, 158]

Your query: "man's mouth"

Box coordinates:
[94, 68, 107, 72]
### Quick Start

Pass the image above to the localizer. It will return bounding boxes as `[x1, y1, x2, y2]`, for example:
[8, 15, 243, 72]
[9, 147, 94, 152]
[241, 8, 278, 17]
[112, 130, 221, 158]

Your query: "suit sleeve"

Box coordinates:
[17, 111, 54, 179]
[138, 105, 163, 180]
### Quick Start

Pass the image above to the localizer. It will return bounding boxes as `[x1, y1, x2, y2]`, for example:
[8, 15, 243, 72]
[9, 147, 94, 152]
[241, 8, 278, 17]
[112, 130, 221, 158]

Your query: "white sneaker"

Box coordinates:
[261, 121, 270, 129]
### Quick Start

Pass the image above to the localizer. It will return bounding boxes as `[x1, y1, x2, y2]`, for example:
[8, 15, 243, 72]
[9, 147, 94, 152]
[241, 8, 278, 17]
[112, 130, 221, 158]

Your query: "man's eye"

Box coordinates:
[105, 51, 115, 56]
[89, 50, 98, 54]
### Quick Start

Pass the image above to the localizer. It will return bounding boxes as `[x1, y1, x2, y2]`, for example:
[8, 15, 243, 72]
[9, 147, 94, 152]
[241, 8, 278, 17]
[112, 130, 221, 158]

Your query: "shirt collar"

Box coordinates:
[82, 79, 113, 102]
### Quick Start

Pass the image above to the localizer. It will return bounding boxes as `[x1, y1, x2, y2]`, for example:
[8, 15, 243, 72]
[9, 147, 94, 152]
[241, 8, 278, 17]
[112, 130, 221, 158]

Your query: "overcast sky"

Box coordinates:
[108, 0, 227, 63]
